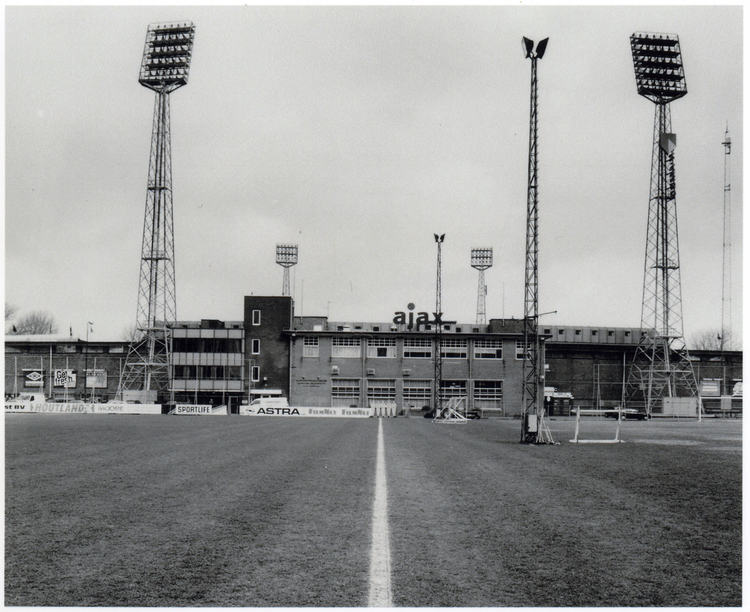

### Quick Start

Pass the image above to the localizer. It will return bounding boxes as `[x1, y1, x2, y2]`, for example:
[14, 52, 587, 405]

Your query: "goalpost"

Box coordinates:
[569, 407, 625, 444]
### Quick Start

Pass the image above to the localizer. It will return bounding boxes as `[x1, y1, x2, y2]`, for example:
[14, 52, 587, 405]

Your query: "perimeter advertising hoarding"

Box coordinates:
[173, 405, 228, 415]
[241, 406, 372, 418]
[4, 402, 162, 415]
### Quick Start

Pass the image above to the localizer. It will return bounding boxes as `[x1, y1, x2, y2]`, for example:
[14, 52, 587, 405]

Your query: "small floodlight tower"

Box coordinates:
[471, 248, 493, 325]
[624, 32, 700, 417]
[521, 37, 554, 444]
[119, 22, 196, 404]
[276, 244, 298, 297]
[433, 234, 445, 415]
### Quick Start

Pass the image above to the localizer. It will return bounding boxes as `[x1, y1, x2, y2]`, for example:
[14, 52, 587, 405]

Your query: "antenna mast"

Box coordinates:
[721, 126, 732, 356]
[433, 234, 445, 415]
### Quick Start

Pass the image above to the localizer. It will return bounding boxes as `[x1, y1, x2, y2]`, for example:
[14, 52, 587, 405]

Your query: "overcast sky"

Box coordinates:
[5, 5, 743, 345]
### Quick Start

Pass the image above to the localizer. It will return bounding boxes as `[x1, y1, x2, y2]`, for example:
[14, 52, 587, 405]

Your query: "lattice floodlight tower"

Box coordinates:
[624, 32, 700, 417]
[119, 22, 196, 404]
[471, 248, 493, 325]
[276, 244, 298, 296]
[521, 37, 554, 444]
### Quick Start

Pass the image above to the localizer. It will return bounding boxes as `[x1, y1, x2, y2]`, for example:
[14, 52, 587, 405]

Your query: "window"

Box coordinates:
[404, 338, 432, 359]
[303, 337, 319, 358]
[251, 366, 260, 382]
[252, 310, 261, 326]
[441, 339, 467, 359]
[367, 338, 396, 358]
[516, 339, 531, 360]
[332, 337, 361, 358]
[403, 379, 432, 408]
[251, 339, 260, 354]
[474, 339, 503, 360]
[474, 380, 503, 410]
[367, 379, 396, 403]
[441, 380, 467, 399]
[331, 379, 360, 407]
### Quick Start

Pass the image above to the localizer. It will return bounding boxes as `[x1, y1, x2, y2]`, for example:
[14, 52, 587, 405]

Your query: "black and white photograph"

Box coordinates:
[5, 4, 742, 607]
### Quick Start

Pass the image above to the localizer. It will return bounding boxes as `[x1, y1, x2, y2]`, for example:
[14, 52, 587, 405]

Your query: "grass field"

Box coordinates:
[5, 414, 742, 606]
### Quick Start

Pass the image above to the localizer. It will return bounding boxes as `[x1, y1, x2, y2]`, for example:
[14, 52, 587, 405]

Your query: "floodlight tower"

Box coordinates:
[471, 248, 493, 325]
[119, 22, 196, 404]
[520, 37, 553, 444]
[721, 126, 732, 357]
[433, 234, 445, 415]
[276, 244, 298, 296]
[624, 32, 699, 416]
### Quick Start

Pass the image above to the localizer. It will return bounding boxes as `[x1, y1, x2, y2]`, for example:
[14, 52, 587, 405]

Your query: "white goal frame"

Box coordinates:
[569, 408, 625, 444]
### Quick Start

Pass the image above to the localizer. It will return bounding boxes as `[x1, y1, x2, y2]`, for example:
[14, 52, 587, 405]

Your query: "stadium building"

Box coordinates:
[5, 294, 742, 416]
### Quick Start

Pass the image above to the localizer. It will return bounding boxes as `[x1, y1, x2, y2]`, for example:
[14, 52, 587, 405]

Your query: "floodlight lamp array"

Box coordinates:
[630, 32, 687, 104]
[471, 247, 493, 269]
[139, 21, 196, 92]
[276, 244, 299, 266]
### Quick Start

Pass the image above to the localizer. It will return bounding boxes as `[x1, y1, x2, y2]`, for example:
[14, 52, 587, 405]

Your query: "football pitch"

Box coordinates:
[5, 414, 742, 607]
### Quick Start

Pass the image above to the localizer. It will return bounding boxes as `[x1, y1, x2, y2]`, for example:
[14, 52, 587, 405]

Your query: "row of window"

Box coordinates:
[328, 378, 503, 407]
[173, 365, 243, 380]
[301, 337, 528, 360]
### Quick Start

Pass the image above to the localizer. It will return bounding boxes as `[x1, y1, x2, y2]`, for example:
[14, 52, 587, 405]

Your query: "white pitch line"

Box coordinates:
[368, 417, 393, 608]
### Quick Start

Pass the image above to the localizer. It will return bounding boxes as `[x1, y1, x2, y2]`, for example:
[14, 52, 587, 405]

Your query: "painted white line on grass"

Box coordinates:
[368, 417, 393, 608]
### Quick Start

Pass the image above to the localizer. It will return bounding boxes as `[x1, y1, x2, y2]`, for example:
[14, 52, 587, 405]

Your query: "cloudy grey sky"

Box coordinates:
[5, 5, 743, 345]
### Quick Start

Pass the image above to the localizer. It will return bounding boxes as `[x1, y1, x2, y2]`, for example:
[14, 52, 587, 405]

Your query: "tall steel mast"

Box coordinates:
[624, 32, 699, 417]
[721, 126, 732, 357]
[433, 233, 445, 416]
[521, 37, 553, 444]
[119, 22, 196, 404]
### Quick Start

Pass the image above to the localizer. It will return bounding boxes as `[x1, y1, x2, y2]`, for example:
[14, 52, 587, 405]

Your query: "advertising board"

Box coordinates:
[241, 406, 372, 418]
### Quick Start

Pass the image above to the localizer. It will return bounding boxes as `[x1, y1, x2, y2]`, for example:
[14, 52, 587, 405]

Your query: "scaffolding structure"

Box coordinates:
[624, 32, 700, 417]
[118, 22, 196, 404]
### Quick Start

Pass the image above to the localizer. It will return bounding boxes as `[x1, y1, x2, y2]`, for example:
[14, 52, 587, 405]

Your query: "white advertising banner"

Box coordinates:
[4, 402, 162, 415]
[172, 405, 227, 416]
[91, 403, 162, 415]
[241, 406, 372, 418]
[86, 369, 108, 389]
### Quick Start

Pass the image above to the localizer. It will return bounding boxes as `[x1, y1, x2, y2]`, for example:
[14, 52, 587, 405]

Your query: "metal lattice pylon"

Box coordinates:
[521, 37, 553, 444]
[624, 32, 699, 415]
[118, 22, 195, 403]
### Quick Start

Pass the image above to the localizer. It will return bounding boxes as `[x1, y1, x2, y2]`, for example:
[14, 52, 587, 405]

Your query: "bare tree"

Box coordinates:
[5, 303, 18, 321]
[690, 329, 738, 351]
[13, 311, 59, 335]
[122, 324, 145, 344]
